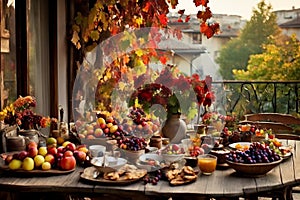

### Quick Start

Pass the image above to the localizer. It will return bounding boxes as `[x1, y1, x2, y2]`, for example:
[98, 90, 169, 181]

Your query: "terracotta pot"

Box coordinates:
[162, 114, 187, 143]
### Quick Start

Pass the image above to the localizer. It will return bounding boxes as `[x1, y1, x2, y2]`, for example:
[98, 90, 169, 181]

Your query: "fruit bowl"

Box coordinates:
[119, 148, 145, 163]
[226, 158, 282, 177]
[162, 153, 185, 163]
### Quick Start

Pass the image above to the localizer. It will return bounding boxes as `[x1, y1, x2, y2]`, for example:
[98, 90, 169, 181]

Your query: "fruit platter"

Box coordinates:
[0, 138, 88, 176]
[226, 142, 283, 177]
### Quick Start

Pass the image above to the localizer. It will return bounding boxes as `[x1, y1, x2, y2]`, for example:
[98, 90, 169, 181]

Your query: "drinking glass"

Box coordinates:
[197, 154, 217, 175]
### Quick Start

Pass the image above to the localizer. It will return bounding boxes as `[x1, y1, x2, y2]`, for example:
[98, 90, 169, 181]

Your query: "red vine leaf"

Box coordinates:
[158, 14, 168, 26]
[200, 22, 220, 39]
[142, 2, 151, 12]
[197, 7, 212, 22]
[178, 9, 185, 15]
[193, 0, 209, 7]
[185, 15, 191, 22]
[159, 55, 168, 64]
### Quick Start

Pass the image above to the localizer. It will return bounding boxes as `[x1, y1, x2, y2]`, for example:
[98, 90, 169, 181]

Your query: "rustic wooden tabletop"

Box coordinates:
[0, 139, 299, 200]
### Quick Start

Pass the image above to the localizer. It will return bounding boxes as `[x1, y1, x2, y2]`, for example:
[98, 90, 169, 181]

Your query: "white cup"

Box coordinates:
[89, 145, 106, 157]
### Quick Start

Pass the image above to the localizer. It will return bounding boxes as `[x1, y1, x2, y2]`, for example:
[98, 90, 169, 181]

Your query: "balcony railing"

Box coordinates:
[212, 80, 300, 117]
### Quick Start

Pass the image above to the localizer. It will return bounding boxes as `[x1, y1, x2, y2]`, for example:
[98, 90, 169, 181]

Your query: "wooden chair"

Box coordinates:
[240, 113, 300, 200]
[239, 113, 300, 138]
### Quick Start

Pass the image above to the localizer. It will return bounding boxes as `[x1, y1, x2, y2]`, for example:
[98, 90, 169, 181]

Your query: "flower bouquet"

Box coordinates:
[0, 96, 55, 131]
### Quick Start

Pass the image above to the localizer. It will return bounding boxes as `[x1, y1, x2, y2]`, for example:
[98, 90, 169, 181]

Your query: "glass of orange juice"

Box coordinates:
[197, 154, 217, 175]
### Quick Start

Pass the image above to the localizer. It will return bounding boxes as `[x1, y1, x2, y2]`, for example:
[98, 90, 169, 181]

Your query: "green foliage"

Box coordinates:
[234, 34, 300, 80]
[217, 0, 280, 80]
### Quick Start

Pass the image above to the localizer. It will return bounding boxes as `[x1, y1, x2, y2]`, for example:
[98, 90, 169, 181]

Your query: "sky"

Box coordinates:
[174, 0, 300, 20]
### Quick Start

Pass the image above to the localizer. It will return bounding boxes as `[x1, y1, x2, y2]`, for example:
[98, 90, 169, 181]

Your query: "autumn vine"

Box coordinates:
[71, 0, 219, 116]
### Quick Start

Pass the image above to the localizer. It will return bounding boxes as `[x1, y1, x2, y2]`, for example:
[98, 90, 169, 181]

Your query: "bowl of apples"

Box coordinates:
[161, 144, 185, 164]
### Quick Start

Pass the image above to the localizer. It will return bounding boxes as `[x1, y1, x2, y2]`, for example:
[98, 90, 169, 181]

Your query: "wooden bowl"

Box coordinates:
[226, 158, 282, 177]
[209, 149, 230, 164]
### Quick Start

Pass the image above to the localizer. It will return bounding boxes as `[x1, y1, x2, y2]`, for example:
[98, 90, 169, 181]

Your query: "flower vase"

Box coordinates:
[162, 114, 187, 143]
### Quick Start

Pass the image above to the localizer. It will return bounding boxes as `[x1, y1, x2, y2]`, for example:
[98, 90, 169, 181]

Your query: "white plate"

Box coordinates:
[91, 156, 127, 170]
[229, 142, 252, 150]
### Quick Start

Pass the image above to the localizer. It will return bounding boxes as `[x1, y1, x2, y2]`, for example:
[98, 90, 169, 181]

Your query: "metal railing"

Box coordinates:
[212, 80, 300, 117]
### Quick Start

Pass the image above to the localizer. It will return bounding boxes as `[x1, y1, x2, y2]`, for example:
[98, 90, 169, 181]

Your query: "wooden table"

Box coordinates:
[0, 140, 299, 200]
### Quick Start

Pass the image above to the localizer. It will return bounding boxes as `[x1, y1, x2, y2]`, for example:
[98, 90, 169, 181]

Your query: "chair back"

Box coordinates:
[239, 113, 300, 140]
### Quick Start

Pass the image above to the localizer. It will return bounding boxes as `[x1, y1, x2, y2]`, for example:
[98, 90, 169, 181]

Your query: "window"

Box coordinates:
[192, 32, 202, 44]
[1, 0, 59, 119]
[0, 0, 17, 109]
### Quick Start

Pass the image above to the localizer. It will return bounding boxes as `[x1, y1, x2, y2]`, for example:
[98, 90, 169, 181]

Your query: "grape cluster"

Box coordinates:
[143, 170, 162, 185]
[128, 107, 148, 125]
[117, 136, 147, 151]
[226, 142, 281, 164]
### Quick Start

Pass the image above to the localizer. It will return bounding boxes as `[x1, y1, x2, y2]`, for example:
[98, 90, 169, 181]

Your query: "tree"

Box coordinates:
[217, 0, 280, 80]
[233, 34, 300, 80]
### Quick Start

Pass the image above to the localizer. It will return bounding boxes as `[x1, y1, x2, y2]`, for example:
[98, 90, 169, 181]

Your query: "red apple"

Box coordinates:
[94, 128, 103, 137]
[172, 144, 180, 151]
[57, 146, 66, 154]
[18, 150, 28, 161]
[5, 155, 13, 165]
[86, 135, 95, 139]
[64, 150, 73, 157]
[56, 152, 64, 160]
[100, 123, 106, 129]
[73, 150, 86, 163]
[27, 141, 38, 150]
[106, 116, 114, 123]
[103, 127, 110, 134]
[60, 156, 76, 170]
[44, 154, 55, 165]
[47, 147, 58, 155]
[66, 143, 76, 152]
[12, 153, 19, 160]
[27, 147, 38, 158]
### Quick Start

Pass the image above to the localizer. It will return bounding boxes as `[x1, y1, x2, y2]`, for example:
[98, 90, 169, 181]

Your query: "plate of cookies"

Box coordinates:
[165, 165, 198, 186]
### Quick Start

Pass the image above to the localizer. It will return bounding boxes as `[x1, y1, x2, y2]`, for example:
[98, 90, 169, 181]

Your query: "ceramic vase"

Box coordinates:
[162, 114, 187, 143]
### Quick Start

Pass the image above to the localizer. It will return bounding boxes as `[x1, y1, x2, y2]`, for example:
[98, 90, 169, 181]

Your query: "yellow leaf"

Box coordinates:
[135, 49, 144, 57]
[119, 82, 126, 90]
[71, 31, 80, 46]
[135, 17, 143, 26]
